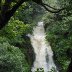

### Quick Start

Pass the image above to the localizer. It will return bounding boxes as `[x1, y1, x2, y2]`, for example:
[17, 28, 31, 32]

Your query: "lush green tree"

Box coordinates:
[0, 37, 29, 72]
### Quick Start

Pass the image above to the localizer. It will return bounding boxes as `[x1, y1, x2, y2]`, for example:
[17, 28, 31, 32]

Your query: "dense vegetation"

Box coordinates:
[0, 0, 72, 72]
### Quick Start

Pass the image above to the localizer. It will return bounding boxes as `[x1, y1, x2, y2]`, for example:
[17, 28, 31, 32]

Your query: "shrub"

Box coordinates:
[0, 42, 29, 72]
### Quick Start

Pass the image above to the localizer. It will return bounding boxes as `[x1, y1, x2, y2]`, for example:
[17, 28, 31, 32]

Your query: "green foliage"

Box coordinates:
[0, 17, 33, 45]
[0, 37, 29, 72]
[45, 15, 72, 72]
[14, 2, 44, 24]
[1, 18, 27, 38]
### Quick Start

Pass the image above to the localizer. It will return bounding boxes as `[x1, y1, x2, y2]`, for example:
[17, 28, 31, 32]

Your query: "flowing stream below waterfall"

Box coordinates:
[28, 22, 58, 72]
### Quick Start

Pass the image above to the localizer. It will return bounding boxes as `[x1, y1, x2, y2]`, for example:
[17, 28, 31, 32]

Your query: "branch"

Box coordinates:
[40, 3, 65, 13]
[43, 3, 60, 10]
[32, 0, 65, 13]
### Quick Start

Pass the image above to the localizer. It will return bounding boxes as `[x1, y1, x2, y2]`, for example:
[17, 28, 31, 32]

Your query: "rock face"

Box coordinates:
[28, 22, 58, 72]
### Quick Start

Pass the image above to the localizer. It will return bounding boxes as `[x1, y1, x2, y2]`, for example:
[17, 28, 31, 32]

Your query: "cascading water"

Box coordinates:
[27, 22, 58, 72]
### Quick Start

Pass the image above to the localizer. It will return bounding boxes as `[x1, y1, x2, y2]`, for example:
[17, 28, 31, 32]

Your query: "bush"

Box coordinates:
[0, 41, 29, 72]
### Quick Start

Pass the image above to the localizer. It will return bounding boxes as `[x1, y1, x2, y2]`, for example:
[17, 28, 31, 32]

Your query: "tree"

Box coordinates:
[0, 0, 65, 29]
[0, 37, 29, 72]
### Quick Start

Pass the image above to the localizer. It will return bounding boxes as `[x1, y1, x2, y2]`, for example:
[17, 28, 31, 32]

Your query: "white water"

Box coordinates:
[27, 22, 58, 72]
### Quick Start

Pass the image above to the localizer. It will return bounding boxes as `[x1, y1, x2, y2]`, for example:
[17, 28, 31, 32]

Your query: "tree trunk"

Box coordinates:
[0, 0, 25, 29]
[0, 12, 11, 29]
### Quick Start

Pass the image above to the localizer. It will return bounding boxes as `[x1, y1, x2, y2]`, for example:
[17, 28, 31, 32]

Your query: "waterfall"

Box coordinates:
[27, 22, 58, 72]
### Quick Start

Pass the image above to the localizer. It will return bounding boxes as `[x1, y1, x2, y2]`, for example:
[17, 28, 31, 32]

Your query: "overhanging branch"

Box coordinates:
[32, 0, 65, 13]
[43, 3, 61, 10]
[41, 3, 65, 13]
